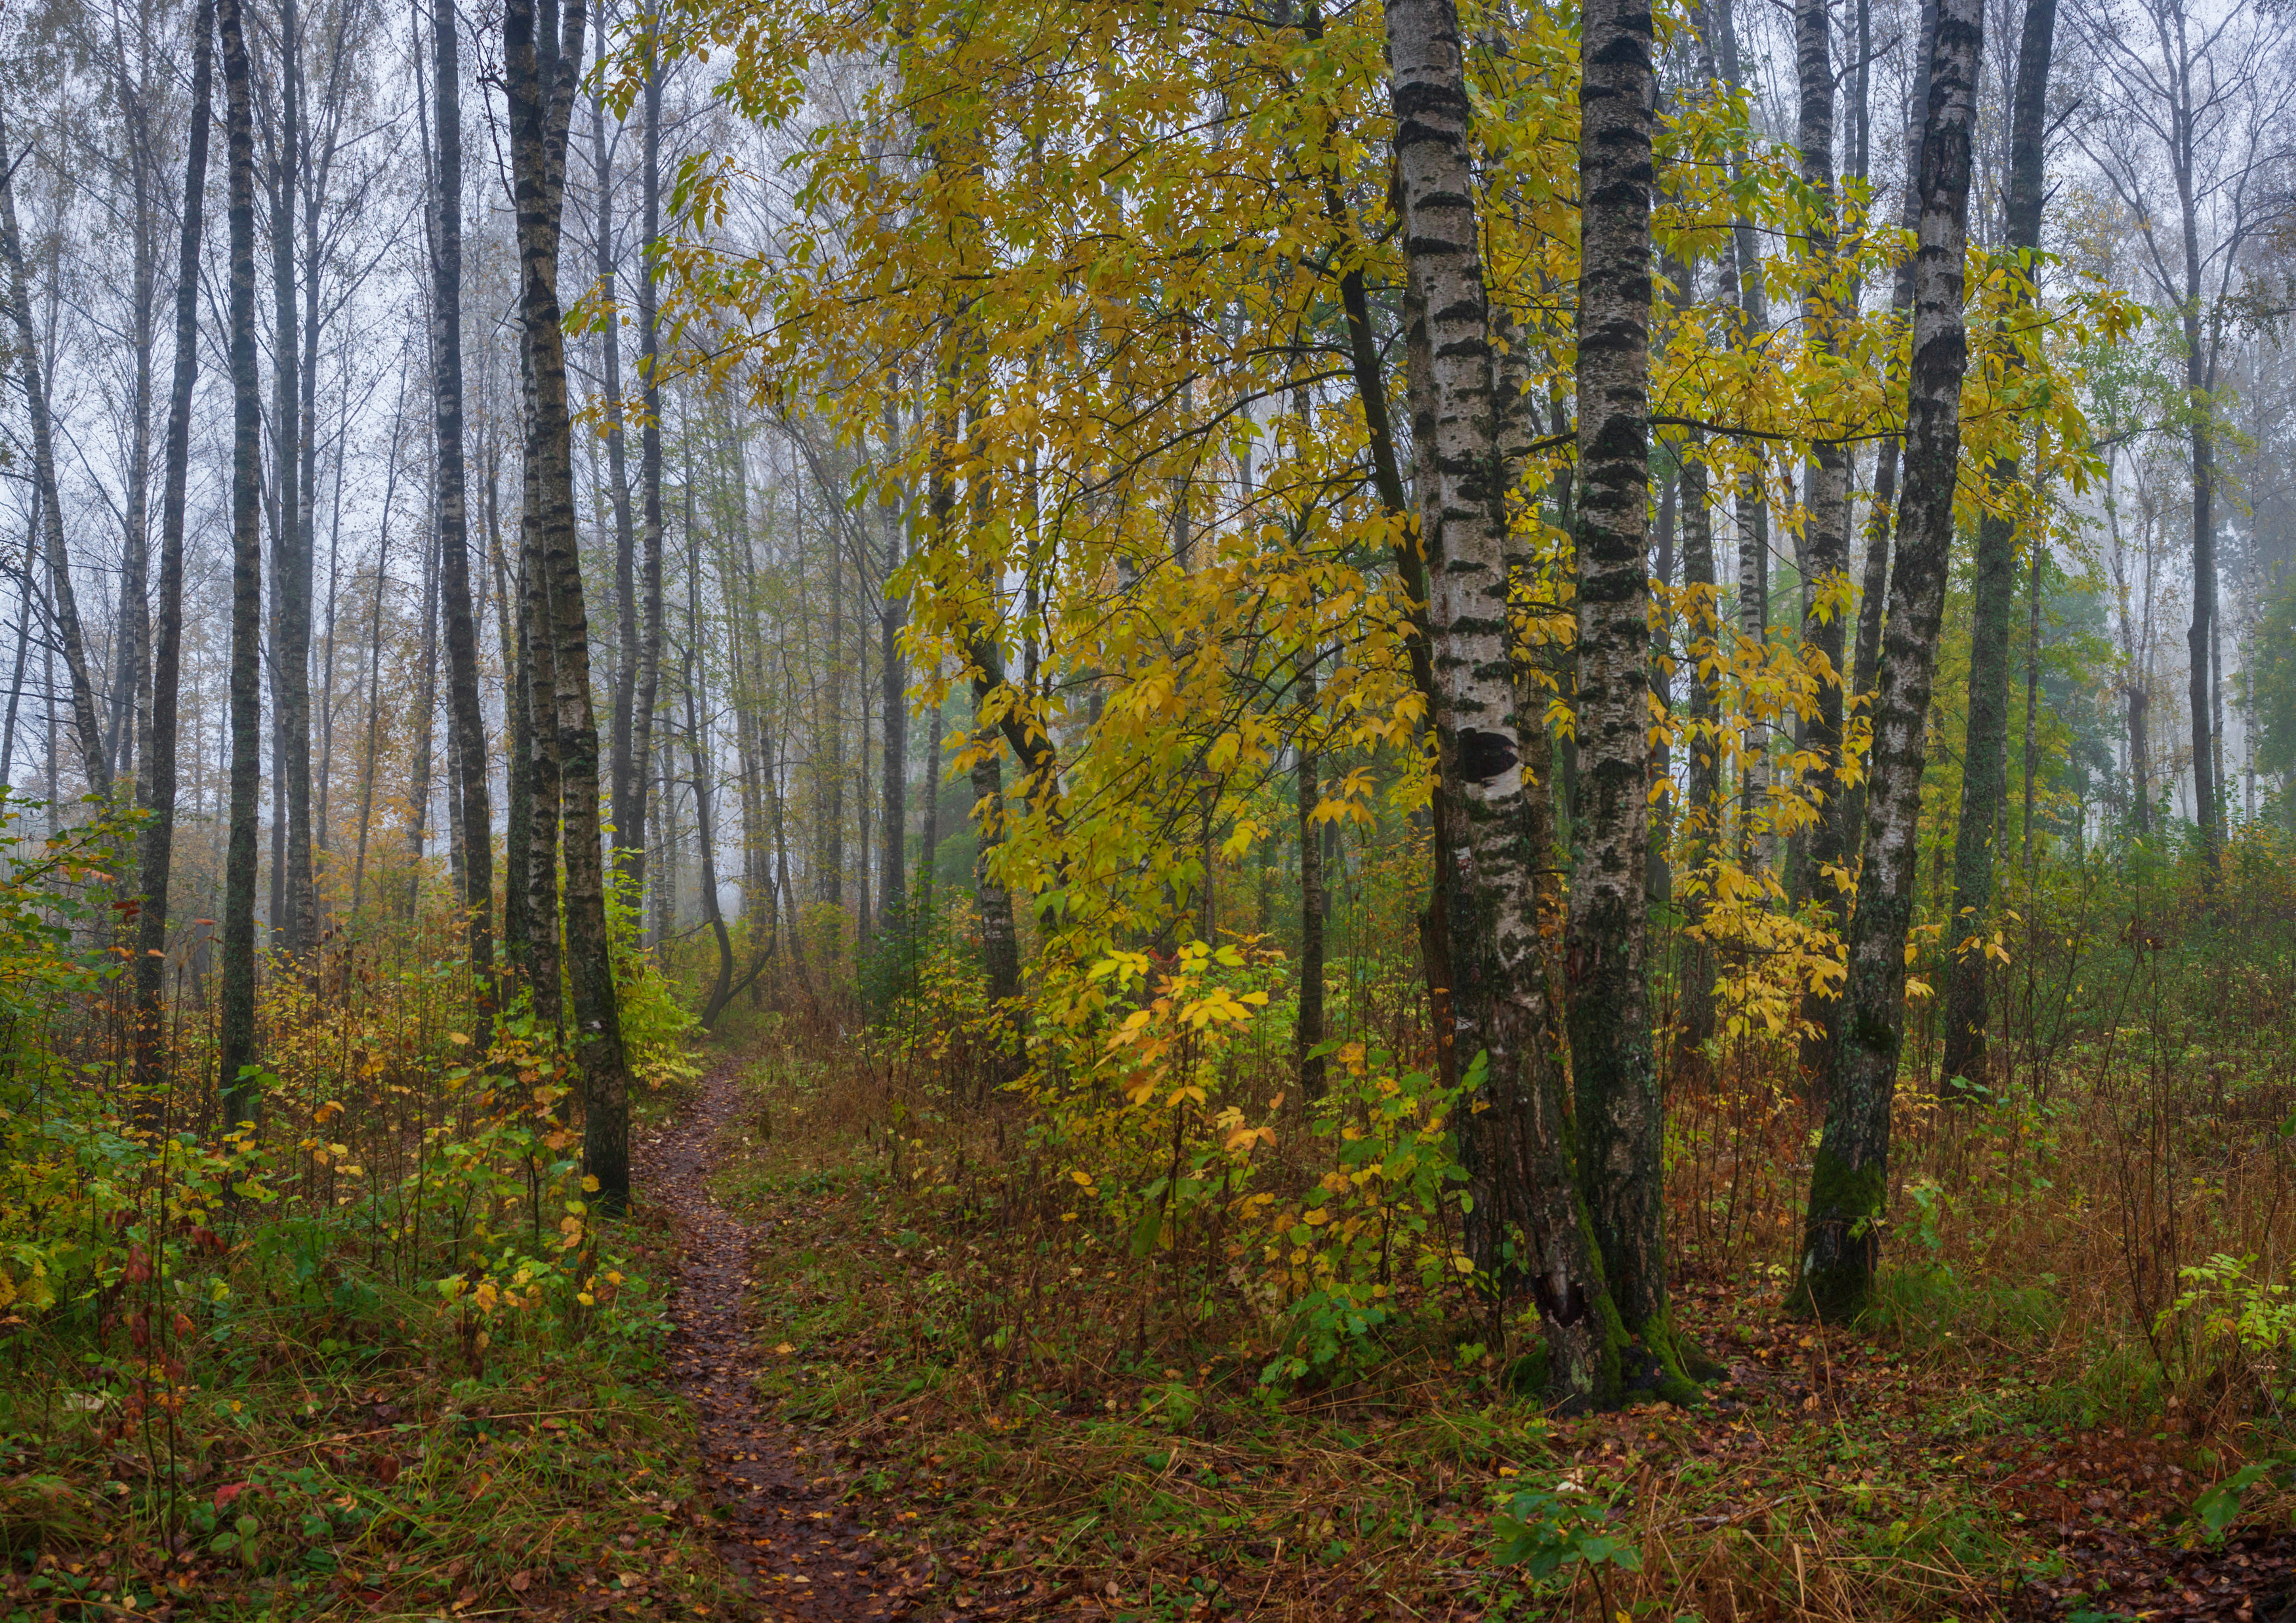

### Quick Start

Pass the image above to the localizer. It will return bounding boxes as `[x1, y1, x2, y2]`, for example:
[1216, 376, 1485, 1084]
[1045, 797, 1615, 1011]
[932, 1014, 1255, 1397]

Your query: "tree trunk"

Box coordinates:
[878, 399, 910, 934]
[506, 0, 630, 1213]
[687, 544, 735, 1027]
[1296, 650, 1326, 1100]
[1847, 0, 1939, 855]
[824, 489, 846, 910]
[596, 81, 640, 890]
[968, 715, 1022, 1007]
[1794, 0, 1985, 1319]
[0, 121, 108, 805]
[1678, 442, 1721, 1065]
[270, 0, 316, 956]
[1939, 0, 2055, 1094]
[351, 369, 408, 918]
[920, 680, 942, 927]
[488, 439, 534, 978]
[132, 0, 215, 1105]
[405, 520, 440, 919]
[1793, 0, 1853, 1084]
[1570, 0, 1681, 1377]
[106, 68, 158, 793]
[516, 247, 563, 1031]
[1, 491, 37, 790]
[627, 54, 665, 911]
[217, 0, 264, 1118]
[2024, 540, 2042, 867]
[1385, 0, 1621, 1410]
[428, 0, 496, 1038]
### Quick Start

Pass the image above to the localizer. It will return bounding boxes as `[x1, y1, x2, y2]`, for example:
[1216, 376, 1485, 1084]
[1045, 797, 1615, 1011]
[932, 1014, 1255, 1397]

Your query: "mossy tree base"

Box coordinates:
[1785, 1143, 1889, 1322]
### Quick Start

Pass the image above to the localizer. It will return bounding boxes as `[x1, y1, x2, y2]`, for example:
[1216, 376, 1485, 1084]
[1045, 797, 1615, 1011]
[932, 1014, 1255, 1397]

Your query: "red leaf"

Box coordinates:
[213, 1481, 248, 1511]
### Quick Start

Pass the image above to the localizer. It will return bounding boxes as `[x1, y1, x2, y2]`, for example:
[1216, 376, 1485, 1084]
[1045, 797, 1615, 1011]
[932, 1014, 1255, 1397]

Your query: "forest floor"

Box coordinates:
[672, 1027, 2296, 1623]
[12, 1030, 2296, 1622]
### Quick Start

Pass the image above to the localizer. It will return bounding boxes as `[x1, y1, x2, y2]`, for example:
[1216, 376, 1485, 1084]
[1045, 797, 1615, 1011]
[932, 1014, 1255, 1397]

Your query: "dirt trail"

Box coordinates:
[635, 1060, 929, 1621]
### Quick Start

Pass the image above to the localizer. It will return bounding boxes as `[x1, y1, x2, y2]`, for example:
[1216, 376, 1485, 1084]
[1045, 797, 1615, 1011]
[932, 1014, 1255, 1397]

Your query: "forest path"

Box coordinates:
[636, 1057, 930, 1622]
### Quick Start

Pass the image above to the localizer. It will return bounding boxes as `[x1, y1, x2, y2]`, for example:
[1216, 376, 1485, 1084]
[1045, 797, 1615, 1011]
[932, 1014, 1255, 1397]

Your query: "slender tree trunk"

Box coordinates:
[1794, 0, 1985, 1319]
[596, 81, 640, 892]
[0, 122, 108, 804]
[878, 400, 909, 934]
[270, 0, 316, 955]
[968, 706, 1021, 1006]
[2024, 541, 2042, 867]
[1, 490, 37, 791]
[133, 0, 214, 1105]
[424, 0, 496, 1035]
[1939, 0, 2055, 1094]
[488, 442, 533, 979]
[351, 371, 407, 918]
[1847, 0, 1938, 856]
[316, 378, 348, 861]
[687, 546, 735, 1027]
[405, 521, 440, 918]
[217, 0, 264, 1117]
[107, 116, 157, 792]
[627, 56, 665, 910]
[507, 0, 630, 1212]
[2189, 416, 2219, 869]
[920, 679, 942, 927]
[1296, 651, 1326, 1099]
[1385, 0, 1620, 1410]
[1678, 442, 1721, 1064]
[1793, 0, 1853, 1081]
[825, 493, 846, 910]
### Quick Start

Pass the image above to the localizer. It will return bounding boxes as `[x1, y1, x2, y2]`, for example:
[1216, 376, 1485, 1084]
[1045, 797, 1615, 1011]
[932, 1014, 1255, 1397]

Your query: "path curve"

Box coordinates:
[636, 1059, 926, 1621]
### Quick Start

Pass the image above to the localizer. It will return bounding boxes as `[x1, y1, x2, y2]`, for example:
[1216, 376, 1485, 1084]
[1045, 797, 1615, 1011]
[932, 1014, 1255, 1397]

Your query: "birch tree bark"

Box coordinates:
[1568, 0, 1689, 1387]
[1849, 0, 1939, 855]
[1794, 0, 1986, 1319]
[1940, 0, 2057, 1092]
[1384, 0, 1621, 1410]
[505, 0, 632, 1213]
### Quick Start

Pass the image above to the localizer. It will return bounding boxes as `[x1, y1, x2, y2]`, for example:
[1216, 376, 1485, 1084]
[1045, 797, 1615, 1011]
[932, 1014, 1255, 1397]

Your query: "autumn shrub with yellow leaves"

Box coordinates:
[1021, 939, 1480, 1387]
